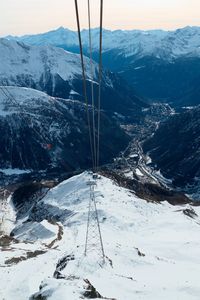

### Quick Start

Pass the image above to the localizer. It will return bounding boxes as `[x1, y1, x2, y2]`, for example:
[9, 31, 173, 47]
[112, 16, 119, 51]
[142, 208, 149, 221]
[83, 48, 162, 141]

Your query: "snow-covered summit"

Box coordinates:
[1, 172, 200, 299]
[0, 38, 96, 86]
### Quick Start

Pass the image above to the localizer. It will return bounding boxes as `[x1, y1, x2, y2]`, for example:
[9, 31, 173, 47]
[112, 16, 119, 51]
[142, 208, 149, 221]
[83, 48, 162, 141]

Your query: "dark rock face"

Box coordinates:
[115, 56, 200, 108]
[11, 182, 49, 219]
[72, 51, 200, 109]
[83, 279, 103, 299]
[58, 47, 200, 108]
[183, 208, 198, 219]
[28, 202, 73, 223]
[143, 106, 200, 188]
[71, 72, 148, 119]
[0, 87, 130, 173]
[100, 169, 190, 205]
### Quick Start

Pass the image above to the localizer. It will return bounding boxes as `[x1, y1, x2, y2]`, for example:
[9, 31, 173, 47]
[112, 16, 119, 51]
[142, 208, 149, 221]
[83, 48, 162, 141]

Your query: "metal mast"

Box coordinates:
[84, 180, 105, 262]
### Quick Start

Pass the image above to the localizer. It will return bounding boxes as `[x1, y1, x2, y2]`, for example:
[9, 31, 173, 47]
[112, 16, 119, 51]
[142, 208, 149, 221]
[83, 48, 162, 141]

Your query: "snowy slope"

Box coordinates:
[1, 172, 200, 299]
[8, 26, 200, 60]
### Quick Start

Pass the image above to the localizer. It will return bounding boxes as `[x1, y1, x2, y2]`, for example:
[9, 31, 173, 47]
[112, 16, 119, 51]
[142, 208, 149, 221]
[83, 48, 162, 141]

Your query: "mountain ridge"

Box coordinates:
[6, 25, 200, 60]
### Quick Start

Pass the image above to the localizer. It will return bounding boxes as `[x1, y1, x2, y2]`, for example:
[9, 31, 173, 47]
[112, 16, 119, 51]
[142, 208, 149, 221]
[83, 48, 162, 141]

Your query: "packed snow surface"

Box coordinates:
[1, 172, 200, 300]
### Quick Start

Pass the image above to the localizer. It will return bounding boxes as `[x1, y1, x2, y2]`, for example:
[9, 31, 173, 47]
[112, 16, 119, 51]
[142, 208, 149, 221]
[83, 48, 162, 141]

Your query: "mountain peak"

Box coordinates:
[55, 26, 66, 32]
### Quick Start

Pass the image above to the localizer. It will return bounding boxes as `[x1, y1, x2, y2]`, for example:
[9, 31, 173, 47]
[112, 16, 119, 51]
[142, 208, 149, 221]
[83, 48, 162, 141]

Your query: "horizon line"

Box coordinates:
[2, 24, 200, 38]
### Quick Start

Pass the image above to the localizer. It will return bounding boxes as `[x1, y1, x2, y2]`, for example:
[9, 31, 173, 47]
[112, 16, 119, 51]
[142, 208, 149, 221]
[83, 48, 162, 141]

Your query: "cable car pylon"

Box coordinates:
[84, 178, 105, 262]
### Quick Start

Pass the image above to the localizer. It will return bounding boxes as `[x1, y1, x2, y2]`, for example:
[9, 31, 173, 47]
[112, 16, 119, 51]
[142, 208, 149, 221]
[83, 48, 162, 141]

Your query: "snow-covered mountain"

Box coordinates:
[7, 26, 200, 106]
[0, 38, 147, 116]
[0, 37, 92, 84]
[0, 86, 129, 173]
[0, 172, 200, 299]
[7, 26, 200, 59]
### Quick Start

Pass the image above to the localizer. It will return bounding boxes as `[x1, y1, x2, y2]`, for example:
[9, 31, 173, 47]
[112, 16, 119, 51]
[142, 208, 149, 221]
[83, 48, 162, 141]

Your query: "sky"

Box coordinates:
[1, 0, 200, 36]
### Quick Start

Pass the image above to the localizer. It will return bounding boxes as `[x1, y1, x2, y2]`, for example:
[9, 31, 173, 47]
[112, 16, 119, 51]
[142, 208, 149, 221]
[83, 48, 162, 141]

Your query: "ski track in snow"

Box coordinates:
[0, 172, 200, 300]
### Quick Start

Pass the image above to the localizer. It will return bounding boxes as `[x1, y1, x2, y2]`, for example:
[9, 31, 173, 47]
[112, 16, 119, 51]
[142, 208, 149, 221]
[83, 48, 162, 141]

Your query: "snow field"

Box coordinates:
[0, 172, 200, 299]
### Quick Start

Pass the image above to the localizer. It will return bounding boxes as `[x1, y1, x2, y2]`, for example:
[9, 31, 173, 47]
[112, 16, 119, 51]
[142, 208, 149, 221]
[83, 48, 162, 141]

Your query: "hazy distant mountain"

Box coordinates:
[8, 26, 200, 106]
[7, 26, 200, 60]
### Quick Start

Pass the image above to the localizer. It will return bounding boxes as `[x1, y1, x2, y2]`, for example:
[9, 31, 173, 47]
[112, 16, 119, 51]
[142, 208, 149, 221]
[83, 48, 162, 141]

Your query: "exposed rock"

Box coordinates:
[183, 208, 198, 219]
[100, 168, 190, 205]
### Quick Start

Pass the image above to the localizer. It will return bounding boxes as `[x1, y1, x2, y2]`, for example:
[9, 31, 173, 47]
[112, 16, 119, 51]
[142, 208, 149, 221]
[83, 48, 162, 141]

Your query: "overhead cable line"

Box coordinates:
[74, 0, 95, 170]
[97, 0, 104, 170]
[87, 0, 97, 172]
